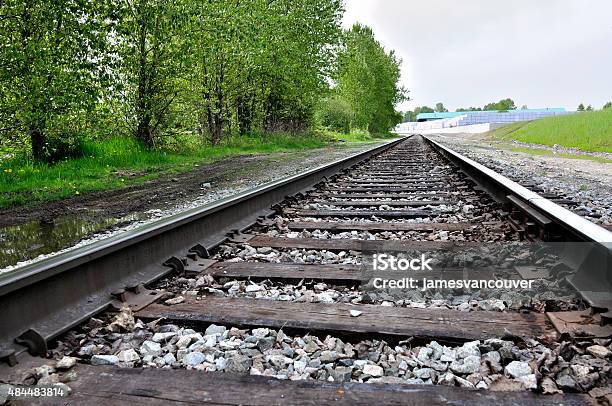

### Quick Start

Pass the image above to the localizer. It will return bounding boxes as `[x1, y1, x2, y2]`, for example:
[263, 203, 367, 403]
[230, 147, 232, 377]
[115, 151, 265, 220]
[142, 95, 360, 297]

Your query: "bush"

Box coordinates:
[317, 96, 354, 133]
[40, 133, 86, 163]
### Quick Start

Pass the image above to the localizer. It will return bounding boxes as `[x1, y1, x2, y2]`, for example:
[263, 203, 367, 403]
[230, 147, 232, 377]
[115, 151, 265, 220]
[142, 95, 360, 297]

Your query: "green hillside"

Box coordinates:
[489, 109, 612, 153]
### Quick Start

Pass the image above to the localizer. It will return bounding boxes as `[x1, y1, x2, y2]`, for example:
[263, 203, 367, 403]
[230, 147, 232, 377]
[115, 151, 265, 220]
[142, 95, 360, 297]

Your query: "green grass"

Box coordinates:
[0, 133, 331, 209]
[489, 109, 612, 153]
[508, 147, 612, 164]
[322, 129, 401, 143]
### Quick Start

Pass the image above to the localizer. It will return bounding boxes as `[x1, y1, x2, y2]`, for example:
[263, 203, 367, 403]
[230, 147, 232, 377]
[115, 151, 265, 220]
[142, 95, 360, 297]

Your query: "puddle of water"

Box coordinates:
[0, 216, 124, 268]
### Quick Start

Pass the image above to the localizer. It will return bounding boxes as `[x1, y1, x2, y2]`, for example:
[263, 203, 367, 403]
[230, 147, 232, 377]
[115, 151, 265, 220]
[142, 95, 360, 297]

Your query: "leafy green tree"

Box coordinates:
[317, 95, 353, 133]
[415, 106, 434, 114]
[586, 105, 593, 111]
[604, 102, 612, 110]
[335, 25, 376, 130]
[0, 0, 113, 161]
[184, 0, 252, 144]
[402, 107, 433, 122]
[577, 103, 585, 111]
[261, 0, 343, 134]
[483, 98, 516, 111]
[335, 24, 406, 133]
[115, 0, 189, 148]
[435, 103, 448, 113]
[456, 107, 481, 112]
[403, 111, 417, 122]
[185, 0, 343, 144]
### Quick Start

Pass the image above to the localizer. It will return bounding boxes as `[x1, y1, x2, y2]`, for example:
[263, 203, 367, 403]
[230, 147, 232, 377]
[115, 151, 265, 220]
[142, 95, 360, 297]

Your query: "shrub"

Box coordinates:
[40, 133, 86, 163]
[317, 96, 354, 134]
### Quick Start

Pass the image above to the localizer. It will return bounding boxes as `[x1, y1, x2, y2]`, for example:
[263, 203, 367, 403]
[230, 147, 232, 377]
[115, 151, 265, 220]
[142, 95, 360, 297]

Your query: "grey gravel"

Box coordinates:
[41, 307, 609, 396]
[429, 134, 612, 226]
[90, 355, 119, 366]
[55, 356, 77, 370]
[504, 361, 532, 378]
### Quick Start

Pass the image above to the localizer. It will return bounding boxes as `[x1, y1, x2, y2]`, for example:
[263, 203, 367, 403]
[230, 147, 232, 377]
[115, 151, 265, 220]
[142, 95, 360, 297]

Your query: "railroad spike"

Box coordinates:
[111, 288, 127, 302]
[125, 284, 142, 294]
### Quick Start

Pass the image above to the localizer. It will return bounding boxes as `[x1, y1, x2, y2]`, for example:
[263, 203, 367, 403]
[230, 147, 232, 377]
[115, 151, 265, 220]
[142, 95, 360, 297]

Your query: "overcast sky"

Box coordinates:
[343, 1, 612, 112]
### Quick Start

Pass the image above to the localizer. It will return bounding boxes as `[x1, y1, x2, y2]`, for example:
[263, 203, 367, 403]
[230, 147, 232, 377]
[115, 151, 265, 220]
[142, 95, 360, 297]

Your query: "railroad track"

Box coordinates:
[1, 135, 611, 405]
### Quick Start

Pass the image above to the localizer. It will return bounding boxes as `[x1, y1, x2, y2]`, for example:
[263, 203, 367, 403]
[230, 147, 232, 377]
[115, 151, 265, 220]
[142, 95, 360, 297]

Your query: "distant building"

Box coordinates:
[396, 108, 569, 135]
[416, 108, 567, 122]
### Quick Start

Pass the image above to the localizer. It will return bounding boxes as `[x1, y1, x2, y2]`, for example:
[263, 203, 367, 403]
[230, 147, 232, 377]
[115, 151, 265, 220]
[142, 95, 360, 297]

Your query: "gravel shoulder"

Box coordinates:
[428, 133, 612, 227]
[0, 143, 388, 228]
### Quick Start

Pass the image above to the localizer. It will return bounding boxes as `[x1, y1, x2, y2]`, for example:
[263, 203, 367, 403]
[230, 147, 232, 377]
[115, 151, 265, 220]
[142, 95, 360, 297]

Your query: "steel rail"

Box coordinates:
[2, 133, 611, 366]
[423, 136, 611, 243]
[422, 135, 612, 319]
[0, 137, 406, 361]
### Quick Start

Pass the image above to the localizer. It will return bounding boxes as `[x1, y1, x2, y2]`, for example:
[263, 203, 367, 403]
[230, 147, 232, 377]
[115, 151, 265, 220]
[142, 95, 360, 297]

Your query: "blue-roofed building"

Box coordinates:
[416, 112, 465, 121]
[396, 108, 570, 135]
[416, 108, 567, 122]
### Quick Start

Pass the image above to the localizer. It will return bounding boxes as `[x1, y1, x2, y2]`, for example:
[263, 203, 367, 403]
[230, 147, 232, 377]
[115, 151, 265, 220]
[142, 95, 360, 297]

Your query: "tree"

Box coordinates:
[185, 0, 343, 144]
[317, 95, 353, 133]
[520, 105, 528, 110]
[456, 107, 481, 112]
[0, 0, 113, 161]
[185, 0, 254, 144]
[484, 98, 516, 111]
[116, 0, 189, 148]
[577, 103, 585, 111]
[604, 102, 612, 110]
[586, 105, 593, 111]
[435, 103, 448, 113]
[403, 110, 416, 122]
[415, 106, 434, 114]
[401, 106, 435, 121]
[335, 24, 406, 134]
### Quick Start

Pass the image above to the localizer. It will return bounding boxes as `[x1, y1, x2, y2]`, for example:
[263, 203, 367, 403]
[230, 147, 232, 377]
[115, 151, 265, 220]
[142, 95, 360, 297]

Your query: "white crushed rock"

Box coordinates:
[38, 308, 611, 395]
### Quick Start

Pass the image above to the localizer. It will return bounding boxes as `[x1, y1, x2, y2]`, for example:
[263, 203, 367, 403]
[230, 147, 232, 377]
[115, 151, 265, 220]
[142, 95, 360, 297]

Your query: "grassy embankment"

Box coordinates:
[0, 132, 397, 209]
[489, 109, 612, 153]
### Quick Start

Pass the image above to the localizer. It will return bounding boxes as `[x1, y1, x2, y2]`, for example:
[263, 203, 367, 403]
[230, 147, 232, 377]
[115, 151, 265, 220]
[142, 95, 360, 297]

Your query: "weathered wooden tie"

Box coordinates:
[286, 221, 479, 232]
[55, 366, 587, 406]
[314, 200, 451, 207]
[285, 209, 439, 219]
[195, 261, 497, 284]
[137, 297, 549, 341]
[238, 235, 472, 251]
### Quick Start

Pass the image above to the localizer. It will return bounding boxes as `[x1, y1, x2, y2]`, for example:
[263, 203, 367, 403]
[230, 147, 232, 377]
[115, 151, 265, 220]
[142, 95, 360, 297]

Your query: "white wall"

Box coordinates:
[397, 123, 492, 135]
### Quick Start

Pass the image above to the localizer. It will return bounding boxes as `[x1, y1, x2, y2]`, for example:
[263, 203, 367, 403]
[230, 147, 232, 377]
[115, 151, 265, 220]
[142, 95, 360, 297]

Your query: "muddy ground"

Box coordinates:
[0, 145, 379, 228]
[0, 144, 386, 270]
[0, 154, 264, 228]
